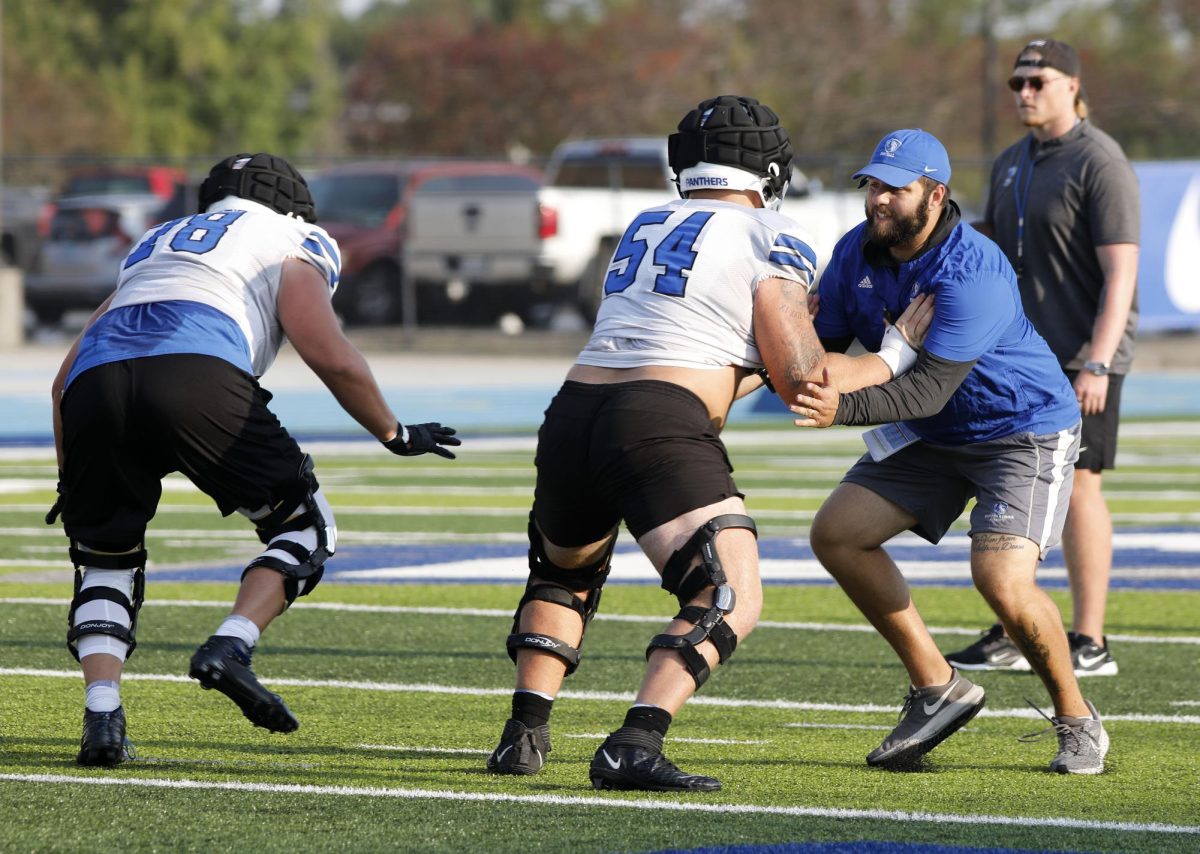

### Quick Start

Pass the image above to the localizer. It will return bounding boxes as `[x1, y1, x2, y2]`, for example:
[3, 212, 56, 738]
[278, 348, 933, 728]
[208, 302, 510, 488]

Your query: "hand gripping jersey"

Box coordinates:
[578, 198, 817, 370]
[66, 197, 341, 387]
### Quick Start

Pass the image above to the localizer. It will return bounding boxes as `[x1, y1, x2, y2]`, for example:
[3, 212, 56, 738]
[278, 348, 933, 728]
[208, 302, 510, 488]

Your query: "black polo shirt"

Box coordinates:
[984, 120, 1140, 373]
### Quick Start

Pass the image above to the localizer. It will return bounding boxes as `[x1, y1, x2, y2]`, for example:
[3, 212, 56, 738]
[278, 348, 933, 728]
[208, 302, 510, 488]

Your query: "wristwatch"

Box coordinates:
[1083, 361, 1110, 376]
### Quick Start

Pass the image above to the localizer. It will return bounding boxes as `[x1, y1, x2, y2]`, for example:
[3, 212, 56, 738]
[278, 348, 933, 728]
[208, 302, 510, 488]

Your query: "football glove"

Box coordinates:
[382, 422, 461, 459]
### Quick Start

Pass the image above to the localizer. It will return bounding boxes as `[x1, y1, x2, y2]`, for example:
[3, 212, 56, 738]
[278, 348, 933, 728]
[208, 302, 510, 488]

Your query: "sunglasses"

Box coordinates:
[1007, 75, 1065, 92]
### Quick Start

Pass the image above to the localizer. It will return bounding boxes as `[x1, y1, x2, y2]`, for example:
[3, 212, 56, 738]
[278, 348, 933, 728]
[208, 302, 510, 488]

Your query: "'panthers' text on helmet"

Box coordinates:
[668, 95, 793, 211]
[199, 153, 317, 223]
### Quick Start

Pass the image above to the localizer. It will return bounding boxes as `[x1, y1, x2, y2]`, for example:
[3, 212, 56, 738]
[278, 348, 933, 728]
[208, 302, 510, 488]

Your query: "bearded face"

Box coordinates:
[865, 180, 935, 248]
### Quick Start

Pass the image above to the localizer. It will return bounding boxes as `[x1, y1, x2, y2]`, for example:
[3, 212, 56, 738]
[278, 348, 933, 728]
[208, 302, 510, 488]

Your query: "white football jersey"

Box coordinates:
[578, 198, 817, 370]
[108, 197, 340, 376]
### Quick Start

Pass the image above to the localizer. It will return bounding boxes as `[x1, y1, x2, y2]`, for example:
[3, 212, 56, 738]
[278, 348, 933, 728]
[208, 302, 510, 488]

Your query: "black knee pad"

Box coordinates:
[646, 513, 756, 689]
[242, 455, 334, 605]
[65, 543, 146, 662]
[505, 515, 615, 676]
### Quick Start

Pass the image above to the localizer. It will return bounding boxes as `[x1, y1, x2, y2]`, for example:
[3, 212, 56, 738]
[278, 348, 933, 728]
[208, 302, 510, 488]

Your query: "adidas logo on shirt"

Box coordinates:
[857, 276, 873, 289]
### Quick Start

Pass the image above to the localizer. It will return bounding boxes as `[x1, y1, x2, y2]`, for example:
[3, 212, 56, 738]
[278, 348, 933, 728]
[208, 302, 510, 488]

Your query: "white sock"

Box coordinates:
[85, 680, 121, 713]
[215, 614, 260, 648]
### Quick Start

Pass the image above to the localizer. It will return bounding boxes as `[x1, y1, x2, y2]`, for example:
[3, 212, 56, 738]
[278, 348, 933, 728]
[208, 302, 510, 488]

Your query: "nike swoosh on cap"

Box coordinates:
[923, 166, 938, 173]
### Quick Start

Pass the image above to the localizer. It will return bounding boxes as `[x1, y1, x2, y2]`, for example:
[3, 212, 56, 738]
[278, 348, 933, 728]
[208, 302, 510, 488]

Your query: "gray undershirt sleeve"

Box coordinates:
[832, 349, 977, 426]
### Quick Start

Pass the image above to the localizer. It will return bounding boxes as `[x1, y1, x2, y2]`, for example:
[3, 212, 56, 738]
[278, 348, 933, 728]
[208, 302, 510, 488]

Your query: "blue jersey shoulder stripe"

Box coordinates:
[771, 233, 818, 267]
[301, 234, 340, 292]
[768, 250, 816, 274]
[310, 230, 341, 269]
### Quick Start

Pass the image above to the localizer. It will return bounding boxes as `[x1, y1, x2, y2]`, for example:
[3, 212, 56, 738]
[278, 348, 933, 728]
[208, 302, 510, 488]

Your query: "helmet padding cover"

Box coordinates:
[669, 95, 793, 209]
[199, 153, 316, 223]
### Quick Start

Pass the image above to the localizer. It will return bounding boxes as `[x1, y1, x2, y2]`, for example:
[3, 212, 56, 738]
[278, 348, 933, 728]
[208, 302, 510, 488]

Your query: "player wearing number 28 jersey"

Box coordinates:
[67, 196, 339, 383]
[49, 153, 459, 768]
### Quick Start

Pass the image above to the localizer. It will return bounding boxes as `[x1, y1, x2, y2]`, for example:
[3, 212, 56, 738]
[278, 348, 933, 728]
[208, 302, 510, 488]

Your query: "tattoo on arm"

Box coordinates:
[776, 280, 824, 383]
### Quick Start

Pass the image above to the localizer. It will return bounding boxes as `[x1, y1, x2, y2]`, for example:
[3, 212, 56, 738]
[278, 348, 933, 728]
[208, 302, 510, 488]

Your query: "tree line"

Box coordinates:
[4, 0, 1199, 191]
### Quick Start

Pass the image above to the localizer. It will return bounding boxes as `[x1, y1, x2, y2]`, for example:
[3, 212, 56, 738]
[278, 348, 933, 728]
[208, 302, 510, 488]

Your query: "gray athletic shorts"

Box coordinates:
[842, 424, 1082, 557]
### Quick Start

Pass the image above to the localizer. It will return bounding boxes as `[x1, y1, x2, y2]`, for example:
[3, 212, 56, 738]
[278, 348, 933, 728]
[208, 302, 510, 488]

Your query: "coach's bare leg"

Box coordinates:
[633, 497, 764, 713]
[512, 531, 614, 696]
[969, 534, 1089, 718]
[810, 484, 952, 688]
[1062, 469, 1111, 640]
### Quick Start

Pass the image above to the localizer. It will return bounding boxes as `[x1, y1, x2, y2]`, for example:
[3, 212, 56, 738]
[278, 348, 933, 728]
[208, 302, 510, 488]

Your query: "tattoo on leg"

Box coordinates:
[971, 533, 1028, 554]
[1009, 622, 1060, 694]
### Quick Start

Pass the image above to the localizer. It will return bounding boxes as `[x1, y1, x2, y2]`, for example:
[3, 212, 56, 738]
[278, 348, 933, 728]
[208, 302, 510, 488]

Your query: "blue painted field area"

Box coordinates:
[147, 528, 1200, 590]
[4, 367, 1200, 444]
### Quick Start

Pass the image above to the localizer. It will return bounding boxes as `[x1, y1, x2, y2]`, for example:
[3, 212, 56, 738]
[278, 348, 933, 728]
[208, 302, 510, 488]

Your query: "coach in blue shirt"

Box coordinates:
[792, 129, 1109, 775]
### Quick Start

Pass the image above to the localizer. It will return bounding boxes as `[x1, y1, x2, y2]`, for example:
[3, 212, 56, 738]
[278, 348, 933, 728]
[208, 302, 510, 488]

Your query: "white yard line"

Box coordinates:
[359, 744, 490, 755]
[3, 668, 1199, 725]
[0, 773, 1194, 837]
[3, 598, 1198, 646]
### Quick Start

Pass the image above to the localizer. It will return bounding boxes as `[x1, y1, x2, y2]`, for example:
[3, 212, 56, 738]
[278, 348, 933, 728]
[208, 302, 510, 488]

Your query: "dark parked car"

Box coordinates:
[307, 160, 543, 325]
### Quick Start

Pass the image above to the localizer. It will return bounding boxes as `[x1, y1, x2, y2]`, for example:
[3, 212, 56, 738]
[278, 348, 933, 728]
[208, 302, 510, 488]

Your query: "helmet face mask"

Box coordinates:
[198, 153, 317, 223]
[669, 95, 793, 210]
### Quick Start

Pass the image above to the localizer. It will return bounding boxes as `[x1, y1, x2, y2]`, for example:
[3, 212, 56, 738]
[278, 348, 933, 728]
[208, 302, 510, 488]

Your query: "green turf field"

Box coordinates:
[2, 426, 1198, 853]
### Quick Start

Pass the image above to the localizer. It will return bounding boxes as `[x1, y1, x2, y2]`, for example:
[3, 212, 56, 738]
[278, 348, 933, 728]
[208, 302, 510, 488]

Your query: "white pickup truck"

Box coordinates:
[533, 137, 865, 320]
[401, 163, 546, 320]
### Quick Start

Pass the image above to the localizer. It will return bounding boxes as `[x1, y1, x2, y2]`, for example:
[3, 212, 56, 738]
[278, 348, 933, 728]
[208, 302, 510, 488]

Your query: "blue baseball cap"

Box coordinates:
[852, 129, 951, 188]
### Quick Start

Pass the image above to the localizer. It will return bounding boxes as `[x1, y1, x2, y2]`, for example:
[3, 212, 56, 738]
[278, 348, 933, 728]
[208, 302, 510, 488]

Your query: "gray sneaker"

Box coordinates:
[1020, 699, 1109, 775]
[486, 718, 550, 775]
[944, 623, 1031, 672]
[867, 670, 986, 770]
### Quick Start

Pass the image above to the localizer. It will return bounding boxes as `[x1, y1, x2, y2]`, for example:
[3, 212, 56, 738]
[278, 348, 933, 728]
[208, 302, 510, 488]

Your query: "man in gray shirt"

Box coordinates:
[947, 38, 1140, 678]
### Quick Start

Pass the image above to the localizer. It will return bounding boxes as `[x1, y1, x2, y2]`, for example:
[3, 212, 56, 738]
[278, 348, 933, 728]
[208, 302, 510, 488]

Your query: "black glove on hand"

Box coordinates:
[382, 422, 461, 459]
[45, 477, 65, 525]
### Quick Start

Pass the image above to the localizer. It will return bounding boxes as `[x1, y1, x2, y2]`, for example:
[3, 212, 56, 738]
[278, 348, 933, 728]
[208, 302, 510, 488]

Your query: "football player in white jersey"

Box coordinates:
[487, 95, 844, 792]
[48, 153, 461, 766]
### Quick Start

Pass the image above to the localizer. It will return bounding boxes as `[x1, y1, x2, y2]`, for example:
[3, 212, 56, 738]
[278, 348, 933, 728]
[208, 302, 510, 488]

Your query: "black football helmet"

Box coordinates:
[198, 153, 317, 222]
[669, 95, 793, 210]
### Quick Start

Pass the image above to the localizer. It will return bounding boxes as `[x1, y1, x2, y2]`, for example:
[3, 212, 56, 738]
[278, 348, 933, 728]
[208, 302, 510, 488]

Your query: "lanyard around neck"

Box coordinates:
[1012, 136, 1037, 276]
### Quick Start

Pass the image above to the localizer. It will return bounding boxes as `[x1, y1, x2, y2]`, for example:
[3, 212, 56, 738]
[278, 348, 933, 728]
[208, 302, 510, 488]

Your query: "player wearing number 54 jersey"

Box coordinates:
[49, 153, 460, 767]
[486, 96, 928, 793]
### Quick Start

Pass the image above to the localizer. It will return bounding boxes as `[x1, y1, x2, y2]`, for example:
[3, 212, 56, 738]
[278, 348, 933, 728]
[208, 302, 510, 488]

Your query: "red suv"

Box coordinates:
[307, 160, 542, 325]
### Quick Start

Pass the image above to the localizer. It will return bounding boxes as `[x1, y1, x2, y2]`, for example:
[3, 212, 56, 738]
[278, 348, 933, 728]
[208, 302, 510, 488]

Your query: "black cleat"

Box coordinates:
[486, 718, 551, 775]
[189, 635, 298, 733]
[77, 706, 133, 767]
[589, 727, 721, 792]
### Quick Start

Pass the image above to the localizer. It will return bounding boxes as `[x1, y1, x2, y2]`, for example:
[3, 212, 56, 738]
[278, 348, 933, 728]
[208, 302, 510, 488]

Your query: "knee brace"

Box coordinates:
[238, 455, 336, 606]
[506, 514, 615, 676]
[66, 542, 147, 663]
[646, 514, 757, 689]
